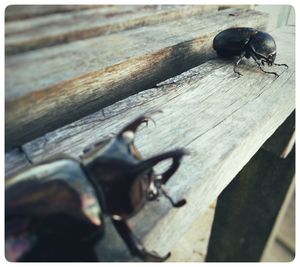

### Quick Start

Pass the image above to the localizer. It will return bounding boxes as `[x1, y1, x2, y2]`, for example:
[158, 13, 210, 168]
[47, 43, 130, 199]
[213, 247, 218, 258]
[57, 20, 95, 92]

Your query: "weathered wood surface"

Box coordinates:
[5, 8, 267, 149]
[262, 111, 295, 158]
[205, 146, 295, 261]
[5, 5, 217, 54]
[276, 189, 295, 252]
[5, 5, 97, 21]
[261, 179, 295, 262]
[261, 239, 294, 262]
[5, 25, 295, 261]
[5, 148, 31, 177]
[168, 201, 216, 262]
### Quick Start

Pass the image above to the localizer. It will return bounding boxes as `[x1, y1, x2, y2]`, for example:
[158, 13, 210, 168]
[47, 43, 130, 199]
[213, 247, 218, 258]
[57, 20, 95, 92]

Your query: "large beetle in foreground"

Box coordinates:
[5, 112, 188, 262]
[213, 27, 288, 76]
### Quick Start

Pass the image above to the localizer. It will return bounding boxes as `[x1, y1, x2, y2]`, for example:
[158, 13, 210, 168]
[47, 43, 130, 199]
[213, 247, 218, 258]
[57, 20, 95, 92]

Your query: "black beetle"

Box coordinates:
[5, 111, 188, 262]
[213, 27, 288, 76]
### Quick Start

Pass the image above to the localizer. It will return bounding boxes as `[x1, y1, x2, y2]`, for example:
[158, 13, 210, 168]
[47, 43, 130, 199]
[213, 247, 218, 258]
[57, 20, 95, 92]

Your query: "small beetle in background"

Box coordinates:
[5, 111, 188, 262]
[213, 27, 288, 77]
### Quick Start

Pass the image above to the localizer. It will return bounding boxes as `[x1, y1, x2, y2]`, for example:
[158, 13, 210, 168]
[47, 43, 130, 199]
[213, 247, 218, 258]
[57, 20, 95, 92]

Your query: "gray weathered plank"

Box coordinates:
[276, 190, 295, 252]
[168, 201, 216, 261]
[262, 111, 295, 158]
[261, 179, 295, 262]
[5, 26, 295, 260]
[261, 239, 294, 262]
[5, 8, 268, 149]
[5, 5, 98, 21]
[5, 148, 31, 177]
[5, 5, 217, 54]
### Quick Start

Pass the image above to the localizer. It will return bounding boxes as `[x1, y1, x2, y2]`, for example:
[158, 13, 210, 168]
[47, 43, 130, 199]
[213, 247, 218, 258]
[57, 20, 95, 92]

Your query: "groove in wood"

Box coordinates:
[5, 5, 99, 21]
[5, 8, 268, 149]
[5, 5, 217, 54]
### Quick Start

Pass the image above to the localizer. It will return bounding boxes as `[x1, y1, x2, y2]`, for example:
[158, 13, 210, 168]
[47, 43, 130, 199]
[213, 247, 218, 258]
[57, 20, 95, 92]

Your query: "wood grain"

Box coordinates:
[5, 5, 217, 54]
[5, 5, 98, 21]
[5, 26, 295, 260]
[5, 8, 268, 149]
[168, 201, 216, 262]
[5, 148, 31, 178]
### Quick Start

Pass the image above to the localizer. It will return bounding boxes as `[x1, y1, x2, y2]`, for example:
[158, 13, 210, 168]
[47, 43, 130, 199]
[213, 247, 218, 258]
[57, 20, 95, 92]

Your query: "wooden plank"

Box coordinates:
[5, 26, 295, 261]
[93, 201, 216, 262]
[5, 5, 217, 54]
[167, 201, 216, 262]
[261, 239, 294, 262]
[276, 190, 295, 251]
[5, 8, 268, 149]
[5, 148, 31, 178]
[261, 180, 296, 262]
[205, 147, 295, 262]
[5, 5, 98, 21]
[262, 111, 295, 158]
[261, 179, 295, 261]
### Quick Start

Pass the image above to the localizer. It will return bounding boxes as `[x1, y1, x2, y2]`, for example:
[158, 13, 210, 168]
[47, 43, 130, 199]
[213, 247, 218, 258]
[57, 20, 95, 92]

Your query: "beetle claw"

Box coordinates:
[233, 67, 243, 77]
[160, 186, 187, 208]
[118, 110, 162, 136]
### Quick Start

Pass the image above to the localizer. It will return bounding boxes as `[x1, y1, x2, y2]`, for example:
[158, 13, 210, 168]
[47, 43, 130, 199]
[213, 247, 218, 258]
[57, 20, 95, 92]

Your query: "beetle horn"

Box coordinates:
[135, 149, 189, 184]
[117, 110, 162, 138]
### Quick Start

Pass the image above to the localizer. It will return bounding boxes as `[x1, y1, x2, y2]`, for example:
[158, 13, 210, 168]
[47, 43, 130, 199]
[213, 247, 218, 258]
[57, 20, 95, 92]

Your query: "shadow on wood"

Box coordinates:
[205, 130, 295, 261]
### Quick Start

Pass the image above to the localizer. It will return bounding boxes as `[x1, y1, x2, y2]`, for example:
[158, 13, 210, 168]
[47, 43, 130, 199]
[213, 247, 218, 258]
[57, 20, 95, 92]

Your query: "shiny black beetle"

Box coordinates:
[213, 27, 288, 76]
[5, 112, 188, 262]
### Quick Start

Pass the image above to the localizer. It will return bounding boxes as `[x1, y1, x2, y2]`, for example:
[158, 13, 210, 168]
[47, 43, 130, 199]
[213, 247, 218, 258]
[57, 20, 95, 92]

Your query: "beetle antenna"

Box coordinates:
[160, 186, 186, 208]
[255, 61, 279, 77]
[273, 63, 289, 68]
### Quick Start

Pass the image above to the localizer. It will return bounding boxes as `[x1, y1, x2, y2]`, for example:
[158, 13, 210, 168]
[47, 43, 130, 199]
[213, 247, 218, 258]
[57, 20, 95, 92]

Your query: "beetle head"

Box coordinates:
[257, 51, 276, 66]
[82, 111, 188, 219]
[250, 31, 277, 65]
[266, 51, 277, 65]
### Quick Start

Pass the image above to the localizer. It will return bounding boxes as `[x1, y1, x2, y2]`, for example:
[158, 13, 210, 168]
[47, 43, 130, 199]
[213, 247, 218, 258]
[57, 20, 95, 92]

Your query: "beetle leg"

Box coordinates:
[160, 186, 186, 208]
[147, 179, 186, 207]
[112, 217, 170, 261]
[233, 54, 244, 77]
[255, 61, 279, 77]
[249, 50, 279, 77]
[147, 180, 160, 201]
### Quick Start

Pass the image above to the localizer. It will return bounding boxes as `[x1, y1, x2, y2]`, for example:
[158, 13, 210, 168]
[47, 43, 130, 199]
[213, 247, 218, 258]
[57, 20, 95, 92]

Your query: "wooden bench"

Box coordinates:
[5, 6, 266, 149]
[5, 5, 295, 261]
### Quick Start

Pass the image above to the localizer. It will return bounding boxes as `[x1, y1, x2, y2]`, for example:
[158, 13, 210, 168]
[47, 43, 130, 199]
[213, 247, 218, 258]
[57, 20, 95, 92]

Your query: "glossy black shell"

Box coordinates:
[249, 31, 276, 58]
[5, 158, 102, 261]
[213, 27, 277, 61]
[213, 27, 257, 57]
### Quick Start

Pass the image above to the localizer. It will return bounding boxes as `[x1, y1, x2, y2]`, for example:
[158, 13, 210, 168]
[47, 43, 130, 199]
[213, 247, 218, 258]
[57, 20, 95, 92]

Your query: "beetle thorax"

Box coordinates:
[250, 31, 277, 63]
[86, 159, 152, 218]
